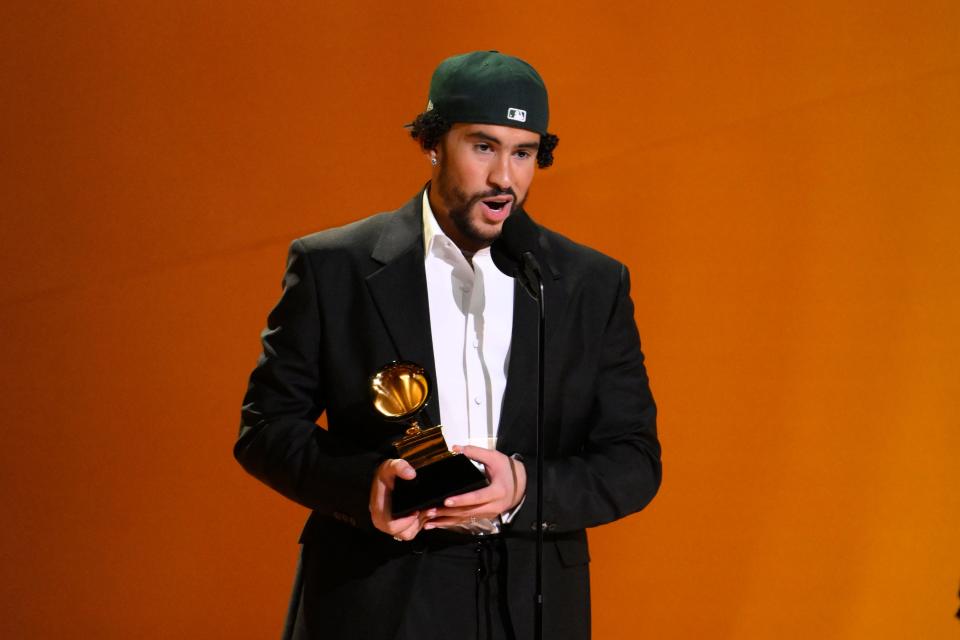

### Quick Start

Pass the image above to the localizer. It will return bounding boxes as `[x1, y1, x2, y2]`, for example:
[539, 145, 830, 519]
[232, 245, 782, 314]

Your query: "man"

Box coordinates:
[236, 51, 661, 640]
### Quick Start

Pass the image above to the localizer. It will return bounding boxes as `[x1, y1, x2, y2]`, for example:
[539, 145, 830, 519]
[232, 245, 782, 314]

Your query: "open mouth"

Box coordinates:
[480, 196, 513, 214]
[473, 191, 515, 223]
[479, 198, 513, 222]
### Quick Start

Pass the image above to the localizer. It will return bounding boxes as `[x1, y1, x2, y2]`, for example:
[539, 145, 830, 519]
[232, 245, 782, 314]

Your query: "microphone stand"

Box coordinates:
[518, 252, 545, 640]
[534, 273, 545, 640]
[490, 213, 546, 640]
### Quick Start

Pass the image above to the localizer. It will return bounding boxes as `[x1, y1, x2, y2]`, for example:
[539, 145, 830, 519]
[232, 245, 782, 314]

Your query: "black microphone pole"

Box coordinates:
[490, 210, 545, 640]
[526, 252, 545, 640]
[514, 250, 546, 640]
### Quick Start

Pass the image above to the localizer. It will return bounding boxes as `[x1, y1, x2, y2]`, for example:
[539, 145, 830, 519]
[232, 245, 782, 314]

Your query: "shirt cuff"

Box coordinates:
[501, 495, 526, 524]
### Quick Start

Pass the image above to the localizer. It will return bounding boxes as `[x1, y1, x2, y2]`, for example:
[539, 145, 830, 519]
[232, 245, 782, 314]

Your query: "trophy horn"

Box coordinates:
[370, 362, 429, 429]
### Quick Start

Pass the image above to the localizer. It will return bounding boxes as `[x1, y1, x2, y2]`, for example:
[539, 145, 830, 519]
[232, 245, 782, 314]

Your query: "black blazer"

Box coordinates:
[236, 190, 661, 639]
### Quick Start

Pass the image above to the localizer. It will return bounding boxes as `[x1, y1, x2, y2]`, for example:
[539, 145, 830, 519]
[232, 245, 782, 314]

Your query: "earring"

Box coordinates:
[430, 154, 438, 166]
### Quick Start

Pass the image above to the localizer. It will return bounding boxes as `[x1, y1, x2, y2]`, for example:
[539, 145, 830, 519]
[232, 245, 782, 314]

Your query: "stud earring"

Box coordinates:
[430, 156, 438, 166]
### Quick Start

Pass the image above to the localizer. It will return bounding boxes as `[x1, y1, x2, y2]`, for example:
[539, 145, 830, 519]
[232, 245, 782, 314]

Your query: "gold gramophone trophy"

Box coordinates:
[370, 362, 489, 516]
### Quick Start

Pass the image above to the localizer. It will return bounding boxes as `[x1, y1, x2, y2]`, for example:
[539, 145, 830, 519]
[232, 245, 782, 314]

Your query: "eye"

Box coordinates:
[474, 143, 492, 153]
[515, 150, 531, 159]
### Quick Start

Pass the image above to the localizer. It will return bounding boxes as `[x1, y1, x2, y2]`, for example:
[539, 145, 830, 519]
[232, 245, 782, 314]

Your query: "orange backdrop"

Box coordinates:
[1, 2, 957, 638]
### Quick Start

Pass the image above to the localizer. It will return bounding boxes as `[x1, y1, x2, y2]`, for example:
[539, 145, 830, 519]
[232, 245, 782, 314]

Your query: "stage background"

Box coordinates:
[1, 2, 957, 638]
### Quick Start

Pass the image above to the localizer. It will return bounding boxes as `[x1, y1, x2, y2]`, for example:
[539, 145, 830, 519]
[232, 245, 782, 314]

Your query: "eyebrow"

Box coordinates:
[466, 130, 540, 150]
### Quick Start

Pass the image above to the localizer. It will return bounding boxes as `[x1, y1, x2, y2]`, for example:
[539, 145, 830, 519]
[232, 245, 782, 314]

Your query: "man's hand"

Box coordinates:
[425, 446, 527, 529]
[369, 459, 435, 541]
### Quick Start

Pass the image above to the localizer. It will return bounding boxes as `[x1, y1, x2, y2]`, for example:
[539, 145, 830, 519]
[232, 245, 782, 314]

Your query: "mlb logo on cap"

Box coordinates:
[507, 107, 527, 123]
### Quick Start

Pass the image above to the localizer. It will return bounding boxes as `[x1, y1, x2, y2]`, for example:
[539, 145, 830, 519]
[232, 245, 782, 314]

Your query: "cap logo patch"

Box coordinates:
[507, 107, 527, 122]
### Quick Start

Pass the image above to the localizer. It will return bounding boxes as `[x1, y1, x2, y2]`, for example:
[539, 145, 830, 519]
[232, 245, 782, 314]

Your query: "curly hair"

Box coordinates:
[408, 111, 559, 169]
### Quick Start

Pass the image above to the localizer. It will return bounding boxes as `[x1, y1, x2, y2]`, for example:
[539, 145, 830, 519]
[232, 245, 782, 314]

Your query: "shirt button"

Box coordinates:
[474, 397, 481, 405]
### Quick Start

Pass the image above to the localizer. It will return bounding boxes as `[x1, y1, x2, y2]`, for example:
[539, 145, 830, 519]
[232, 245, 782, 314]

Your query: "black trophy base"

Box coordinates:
[391, 454, 489, 517]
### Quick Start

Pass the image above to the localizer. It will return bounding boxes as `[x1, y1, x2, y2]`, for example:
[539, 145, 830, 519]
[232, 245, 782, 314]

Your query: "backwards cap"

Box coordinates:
[425, 51, 549, 135]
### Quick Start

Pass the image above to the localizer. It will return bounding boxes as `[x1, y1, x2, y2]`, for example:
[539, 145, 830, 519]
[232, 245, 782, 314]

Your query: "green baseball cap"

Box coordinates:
[425, 51, 549, 135]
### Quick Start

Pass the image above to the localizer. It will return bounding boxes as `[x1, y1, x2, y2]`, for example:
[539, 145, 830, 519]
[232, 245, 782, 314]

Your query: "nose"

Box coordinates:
[488, 153, 512, 191]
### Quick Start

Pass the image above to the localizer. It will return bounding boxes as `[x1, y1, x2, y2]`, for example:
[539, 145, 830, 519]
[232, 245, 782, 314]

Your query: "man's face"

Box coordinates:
[430, 123, 540, 253]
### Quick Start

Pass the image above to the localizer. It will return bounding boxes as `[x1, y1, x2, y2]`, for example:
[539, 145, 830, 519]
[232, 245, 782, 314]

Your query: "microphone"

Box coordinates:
[491, 208, 547, 640]
[491, 209, 543, 300]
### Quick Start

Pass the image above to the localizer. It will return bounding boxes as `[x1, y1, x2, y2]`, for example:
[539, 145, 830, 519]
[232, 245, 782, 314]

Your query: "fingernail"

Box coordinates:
[444, 499, 454, 507]
[424, 523, 434, 530]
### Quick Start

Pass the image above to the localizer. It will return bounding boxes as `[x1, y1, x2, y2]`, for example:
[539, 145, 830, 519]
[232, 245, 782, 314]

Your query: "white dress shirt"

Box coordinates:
[422, 192, 519, 532]
[422, 191, 514, 451]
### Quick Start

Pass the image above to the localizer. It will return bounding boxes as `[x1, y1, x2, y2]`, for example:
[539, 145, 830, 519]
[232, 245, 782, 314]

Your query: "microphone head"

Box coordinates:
[491, 209, 540, 277]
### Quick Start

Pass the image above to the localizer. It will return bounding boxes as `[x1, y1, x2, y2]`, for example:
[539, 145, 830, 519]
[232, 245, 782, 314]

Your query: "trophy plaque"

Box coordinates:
[370, 362, 489, 517]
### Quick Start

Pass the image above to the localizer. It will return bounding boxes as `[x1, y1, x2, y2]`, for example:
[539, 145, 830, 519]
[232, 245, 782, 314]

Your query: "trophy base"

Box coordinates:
[391, 454, 489, 517]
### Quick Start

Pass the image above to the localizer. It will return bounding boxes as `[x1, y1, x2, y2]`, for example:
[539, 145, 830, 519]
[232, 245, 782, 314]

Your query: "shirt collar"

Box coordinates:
[422, 188, 489, 261]
[422, 189, 445, 258]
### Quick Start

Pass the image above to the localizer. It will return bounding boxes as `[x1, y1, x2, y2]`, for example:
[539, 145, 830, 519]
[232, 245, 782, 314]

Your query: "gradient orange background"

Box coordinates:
[1, 2, 958, 638]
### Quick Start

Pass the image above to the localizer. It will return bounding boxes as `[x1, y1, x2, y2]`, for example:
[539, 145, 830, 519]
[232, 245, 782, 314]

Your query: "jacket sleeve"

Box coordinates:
[510, 264, 661, 534]
[234, 239, 383, 529]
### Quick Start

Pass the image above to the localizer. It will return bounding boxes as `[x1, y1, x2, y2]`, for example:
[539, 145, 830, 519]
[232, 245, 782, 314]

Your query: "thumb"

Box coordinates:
[456, 444, 496, 465]
[391, 458, 417, 481]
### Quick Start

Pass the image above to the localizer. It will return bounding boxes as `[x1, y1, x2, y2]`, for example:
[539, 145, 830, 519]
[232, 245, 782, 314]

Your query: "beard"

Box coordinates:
[434, 176, 528, 248]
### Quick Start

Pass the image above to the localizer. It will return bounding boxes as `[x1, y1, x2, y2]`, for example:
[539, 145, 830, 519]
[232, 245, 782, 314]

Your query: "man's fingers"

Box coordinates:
[393, 513, 424, 541]
[378, 458, 416, 490]
[394, 459, 416, 480]
[387, 511, 420, 535]
[443, 485, 501, 508]
[456, 445, 499, 466]
[371, 460, 423, 537]
[385, 458, 416, 480]
[431, 505, 496, 520]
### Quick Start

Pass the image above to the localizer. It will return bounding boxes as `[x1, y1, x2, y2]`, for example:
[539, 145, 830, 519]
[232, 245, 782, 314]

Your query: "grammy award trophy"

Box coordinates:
[370, 362, 489, 516]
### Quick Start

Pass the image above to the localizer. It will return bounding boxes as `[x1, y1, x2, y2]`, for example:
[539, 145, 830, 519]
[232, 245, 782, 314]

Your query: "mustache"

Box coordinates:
[467, 188, 517, 206]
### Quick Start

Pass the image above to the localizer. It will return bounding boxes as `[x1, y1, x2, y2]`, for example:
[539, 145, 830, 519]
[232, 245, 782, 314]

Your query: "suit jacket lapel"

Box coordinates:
[496, 281, 539, 453]
[365, 192, 441, 427]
